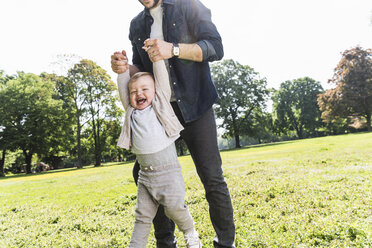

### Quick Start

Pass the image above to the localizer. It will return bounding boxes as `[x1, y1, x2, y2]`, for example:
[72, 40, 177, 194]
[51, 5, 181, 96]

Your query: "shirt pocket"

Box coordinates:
[131, 34, 151, 64]
[168, 17, 195, 44]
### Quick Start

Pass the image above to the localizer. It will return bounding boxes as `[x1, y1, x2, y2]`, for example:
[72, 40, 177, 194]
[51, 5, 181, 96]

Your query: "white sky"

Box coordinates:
[0, 0, 371, 90]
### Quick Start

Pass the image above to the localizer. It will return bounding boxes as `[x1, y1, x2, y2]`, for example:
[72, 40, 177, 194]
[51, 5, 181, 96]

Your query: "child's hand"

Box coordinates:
[111, 50, 129, 74]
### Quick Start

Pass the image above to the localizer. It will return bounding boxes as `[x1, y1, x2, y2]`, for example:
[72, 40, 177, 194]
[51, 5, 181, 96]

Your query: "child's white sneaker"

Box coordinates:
[185, 229, 202, 248]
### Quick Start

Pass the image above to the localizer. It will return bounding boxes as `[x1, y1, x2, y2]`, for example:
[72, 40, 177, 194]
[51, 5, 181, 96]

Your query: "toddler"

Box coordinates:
[116, 57, 202, 248]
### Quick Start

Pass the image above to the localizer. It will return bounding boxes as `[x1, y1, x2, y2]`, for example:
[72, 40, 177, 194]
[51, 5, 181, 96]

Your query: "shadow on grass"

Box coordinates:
[220, 131, 372, 153]
[0, 161, 134, 181]
[220, 140, 298, 153]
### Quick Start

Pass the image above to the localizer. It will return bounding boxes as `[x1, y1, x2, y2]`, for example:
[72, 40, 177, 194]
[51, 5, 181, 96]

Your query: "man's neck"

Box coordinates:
[149, 0, 162, 10]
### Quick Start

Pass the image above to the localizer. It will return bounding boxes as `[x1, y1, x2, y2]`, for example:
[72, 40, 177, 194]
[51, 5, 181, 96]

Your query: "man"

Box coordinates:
[111, 0, 235, 247]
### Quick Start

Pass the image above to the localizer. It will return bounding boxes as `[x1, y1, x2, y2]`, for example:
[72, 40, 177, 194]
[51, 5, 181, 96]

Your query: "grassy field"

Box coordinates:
[0, 132, 371, 247]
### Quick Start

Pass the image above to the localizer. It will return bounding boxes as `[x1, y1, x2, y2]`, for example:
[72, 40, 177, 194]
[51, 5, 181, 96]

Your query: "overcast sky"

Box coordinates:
[1, 0, 371, 90]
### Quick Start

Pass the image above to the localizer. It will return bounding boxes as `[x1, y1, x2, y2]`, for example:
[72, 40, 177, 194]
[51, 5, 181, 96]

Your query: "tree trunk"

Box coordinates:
[366, 112, 371, 131]
[288, 110, 303, 139]
[231, 113, 241, 148]
[23, 150, 33, 174]
[76, 110, 83, 169]
[234, 134, 241, 148]
[91, 116, 101, 167]
[96, 119, 102, 167]
[0, 149, 5, 177]
[297, 125, 304, 139]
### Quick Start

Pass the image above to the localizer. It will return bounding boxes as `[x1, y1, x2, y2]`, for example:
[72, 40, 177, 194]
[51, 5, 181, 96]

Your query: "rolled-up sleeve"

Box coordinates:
[196, 40, 219, 62]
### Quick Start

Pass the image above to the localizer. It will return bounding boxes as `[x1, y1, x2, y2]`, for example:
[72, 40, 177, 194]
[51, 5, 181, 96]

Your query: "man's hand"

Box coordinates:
[111, 50, 129, 74]
[143, 39, 173, 62]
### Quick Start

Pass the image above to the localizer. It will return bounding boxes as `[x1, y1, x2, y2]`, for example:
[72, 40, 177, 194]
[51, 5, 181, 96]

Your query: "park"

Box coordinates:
[0, 132, 371, 247]
[0, 45, 372, 248]
[0, 0, 371, 246]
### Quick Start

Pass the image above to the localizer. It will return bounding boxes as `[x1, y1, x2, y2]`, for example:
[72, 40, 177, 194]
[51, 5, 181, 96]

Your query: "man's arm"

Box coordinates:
[143, 39, 203, 63]
[186, 0, 224, 62]
[142, 0, 223, 63]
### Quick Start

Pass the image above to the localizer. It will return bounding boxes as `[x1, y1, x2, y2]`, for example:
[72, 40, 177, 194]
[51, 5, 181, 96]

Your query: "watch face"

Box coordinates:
[173, 44, 180, 56]
[174, 47, 180, 56]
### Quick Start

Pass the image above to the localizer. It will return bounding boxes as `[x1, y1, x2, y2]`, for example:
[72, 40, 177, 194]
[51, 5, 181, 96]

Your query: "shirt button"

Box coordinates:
[177, 99, 181, 102]
[169, 65, 172, 68]
[173, 23, 176, 26]
[138, 38, 141, 41]
[173, 82, 176, 85]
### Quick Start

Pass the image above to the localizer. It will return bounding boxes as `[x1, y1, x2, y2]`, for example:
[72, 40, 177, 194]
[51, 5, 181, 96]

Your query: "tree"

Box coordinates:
[66, 63, 88, 168]
[100, 119, 124, 162]
[0, 71, 16, 176]
[0, 71, 6, 176]
[0, 72, 65, 174]
[245, 109, 276, 144]
[40, 73, 76, 168]
[211, 59, 269, 148]
[0, 121, 5, 176]
[273, 77, 324, 139]
[318, 46, 372, 131]
[68, 59, 117, 167]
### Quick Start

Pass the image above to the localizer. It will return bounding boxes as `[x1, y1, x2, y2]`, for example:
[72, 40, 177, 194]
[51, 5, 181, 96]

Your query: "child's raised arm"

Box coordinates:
[153, 60, 171, 101]
[117, 70, 131, 111]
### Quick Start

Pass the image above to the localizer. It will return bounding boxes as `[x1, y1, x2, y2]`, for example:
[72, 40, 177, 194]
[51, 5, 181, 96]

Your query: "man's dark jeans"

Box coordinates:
[133, 105, 235, 248]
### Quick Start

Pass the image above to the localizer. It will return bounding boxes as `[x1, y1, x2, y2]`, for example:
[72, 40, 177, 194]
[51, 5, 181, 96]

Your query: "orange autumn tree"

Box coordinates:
[318, 46, 372, 131]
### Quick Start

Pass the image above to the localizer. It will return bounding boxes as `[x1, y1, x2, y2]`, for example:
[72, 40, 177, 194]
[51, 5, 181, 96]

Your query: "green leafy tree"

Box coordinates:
[0, 70, 7, 176]
[66, 65, 88, 168]
[211, 59, 269, 148]
[39, 73, 76, 168]
[101, 119, 123, 162]
[68, 59, 117, 167]
[318, 46, 372, 131]
[0, 71, 17, 176]
[273, 77, 324, 139]
[0, 72, 65, 174]
[245, 109, 276, 144]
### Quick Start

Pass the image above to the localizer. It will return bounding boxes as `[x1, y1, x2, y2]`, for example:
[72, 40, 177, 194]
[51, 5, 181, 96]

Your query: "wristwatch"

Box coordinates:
[172, 43, 180, 57]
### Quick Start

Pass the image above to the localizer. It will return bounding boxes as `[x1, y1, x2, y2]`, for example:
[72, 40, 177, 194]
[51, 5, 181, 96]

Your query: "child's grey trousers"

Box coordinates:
[129, 143, 195, 248]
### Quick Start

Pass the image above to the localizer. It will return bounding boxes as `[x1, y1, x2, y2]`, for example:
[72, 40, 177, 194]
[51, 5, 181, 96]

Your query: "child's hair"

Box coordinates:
[129, 72, 154, 87]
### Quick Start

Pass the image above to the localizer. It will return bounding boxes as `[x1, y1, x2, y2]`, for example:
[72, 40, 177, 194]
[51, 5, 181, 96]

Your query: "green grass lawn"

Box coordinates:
[1, 132, 371, 247]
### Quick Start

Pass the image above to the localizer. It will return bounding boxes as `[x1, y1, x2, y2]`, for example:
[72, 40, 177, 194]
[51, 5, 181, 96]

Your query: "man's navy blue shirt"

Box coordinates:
[129, 0, 223, 123]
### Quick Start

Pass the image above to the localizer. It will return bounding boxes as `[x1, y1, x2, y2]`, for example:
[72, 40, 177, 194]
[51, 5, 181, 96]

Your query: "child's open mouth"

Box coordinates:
[137, 98, 146, 105]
